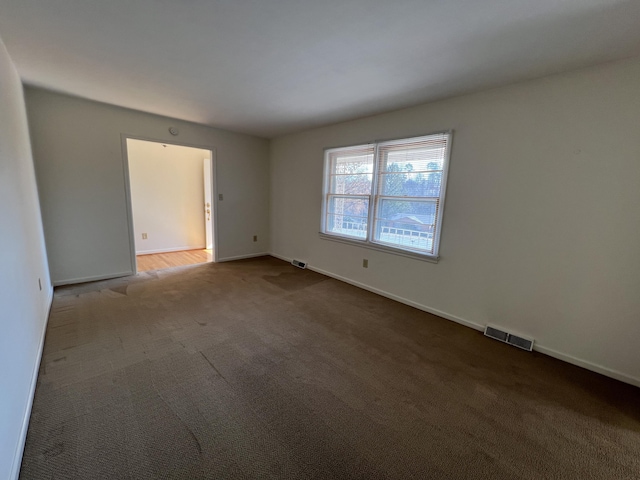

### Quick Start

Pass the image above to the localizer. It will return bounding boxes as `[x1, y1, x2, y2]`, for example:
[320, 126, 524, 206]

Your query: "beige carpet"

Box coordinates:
[20, 256, 640, 479]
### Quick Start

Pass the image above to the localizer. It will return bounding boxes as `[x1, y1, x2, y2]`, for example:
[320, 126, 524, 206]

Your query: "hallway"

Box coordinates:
[136, 249, 212, 272]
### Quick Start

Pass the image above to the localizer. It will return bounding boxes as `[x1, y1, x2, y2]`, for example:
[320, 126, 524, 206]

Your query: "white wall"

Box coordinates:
[270, 57, 640, 387]
[0, 38, 52, 480]
[127, 139, 209, 255]
[25, 88, 270, 285]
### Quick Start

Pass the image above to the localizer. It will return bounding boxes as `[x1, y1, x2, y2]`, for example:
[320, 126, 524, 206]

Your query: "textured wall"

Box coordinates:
[26, 89, 270, 284]
[270, 57, 640, 386]
[0, 38, 51, 480]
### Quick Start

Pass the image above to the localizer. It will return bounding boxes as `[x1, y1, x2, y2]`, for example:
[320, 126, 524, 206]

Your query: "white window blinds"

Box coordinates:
[373, 133, 449, 255]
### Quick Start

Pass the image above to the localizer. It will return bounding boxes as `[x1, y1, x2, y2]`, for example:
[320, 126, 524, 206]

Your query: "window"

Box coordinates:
[321, 131, 452, 260]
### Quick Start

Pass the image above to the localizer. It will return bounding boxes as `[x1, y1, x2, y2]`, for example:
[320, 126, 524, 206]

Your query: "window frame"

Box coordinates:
[321, 143, 375, 242]
[320, 131, 452, 262]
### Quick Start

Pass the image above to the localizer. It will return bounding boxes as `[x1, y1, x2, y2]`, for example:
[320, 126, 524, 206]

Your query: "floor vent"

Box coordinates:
[484, 325, 534, 351]
[291, 259, 307, 269]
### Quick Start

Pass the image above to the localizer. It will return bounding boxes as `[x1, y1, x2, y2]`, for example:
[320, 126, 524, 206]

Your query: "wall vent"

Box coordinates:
[484, 325, 534, 352]
[291, 259, 307, 269]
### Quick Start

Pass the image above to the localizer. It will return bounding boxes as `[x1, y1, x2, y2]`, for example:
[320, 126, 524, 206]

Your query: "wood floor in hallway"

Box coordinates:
[136, 249, 212, 272]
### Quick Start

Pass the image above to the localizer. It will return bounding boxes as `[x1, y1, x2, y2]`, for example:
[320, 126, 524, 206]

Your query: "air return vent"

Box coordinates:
[484, 325, 534, 352]
[291, 259, 307, 269]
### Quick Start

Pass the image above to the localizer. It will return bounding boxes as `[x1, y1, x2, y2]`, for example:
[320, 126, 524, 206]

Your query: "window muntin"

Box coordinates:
[322, 132, 451, 259]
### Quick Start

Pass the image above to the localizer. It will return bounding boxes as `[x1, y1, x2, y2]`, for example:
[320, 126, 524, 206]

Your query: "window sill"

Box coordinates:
[318, 232, 440, 264]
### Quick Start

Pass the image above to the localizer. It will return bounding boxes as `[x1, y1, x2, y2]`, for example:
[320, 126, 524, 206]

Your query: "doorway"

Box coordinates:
[124, 138, 217, 273]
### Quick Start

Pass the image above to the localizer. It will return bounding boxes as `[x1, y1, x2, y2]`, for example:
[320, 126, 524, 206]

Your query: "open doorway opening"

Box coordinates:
[124, 138, 216, 273]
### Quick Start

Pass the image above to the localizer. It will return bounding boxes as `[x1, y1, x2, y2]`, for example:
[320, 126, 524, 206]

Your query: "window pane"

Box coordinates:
[326, 196, 369, 238]
[380, 145, 446, 173]
[378, 198, 437, 220]
[373, 199, 437, 252]
[332, 152, 374, 174]
[379, 171, 442, 197]
[330, 173, 373, 195]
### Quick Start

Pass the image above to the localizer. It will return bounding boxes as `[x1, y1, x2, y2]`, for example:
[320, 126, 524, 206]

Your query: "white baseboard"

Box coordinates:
[533, 344, 640, 388]
[268, 253, 640, 389]
[10, 286, 53, 480]
[53, 271, 134, 287]
[136, 245, 206, 255]
[217, 252, 269, 262]
[269, 253, 483, 332]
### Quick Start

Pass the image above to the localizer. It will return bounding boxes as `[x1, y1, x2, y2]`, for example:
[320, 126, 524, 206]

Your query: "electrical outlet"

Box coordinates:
[38, 278, 42, 291]
[363, 259, 368, 268]
[218, 193, 224, 201]
[253, 235, 258, 242]
[142, 233, 148, 239]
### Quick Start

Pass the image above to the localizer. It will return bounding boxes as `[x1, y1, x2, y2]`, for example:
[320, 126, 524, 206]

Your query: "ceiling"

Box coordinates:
[0, 0, 639, 138]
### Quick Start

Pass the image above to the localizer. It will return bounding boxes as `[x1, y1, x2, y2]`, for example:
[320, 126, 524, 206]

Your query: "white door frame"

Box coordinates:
[120, 134, 220, 274]
[203, 158, 214, 250]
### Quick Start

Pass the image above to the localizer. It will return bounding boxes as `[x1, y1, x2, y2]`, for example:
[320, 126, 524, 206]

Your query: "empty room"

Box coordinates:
[1, 1, 640, 479]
